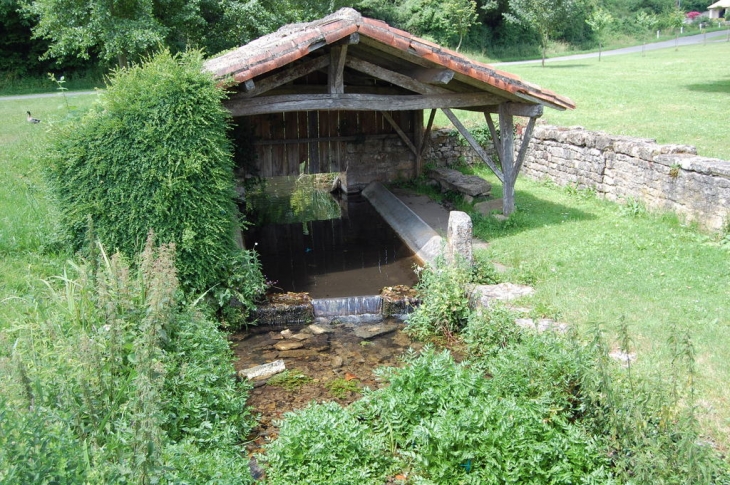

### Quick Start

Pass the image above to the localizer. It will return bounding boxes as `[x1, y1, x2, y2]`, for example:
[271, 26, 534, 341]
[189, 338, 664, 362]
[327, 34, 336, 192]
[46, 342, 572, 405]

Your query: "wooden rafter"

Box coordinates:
[229, 56, 330, 100]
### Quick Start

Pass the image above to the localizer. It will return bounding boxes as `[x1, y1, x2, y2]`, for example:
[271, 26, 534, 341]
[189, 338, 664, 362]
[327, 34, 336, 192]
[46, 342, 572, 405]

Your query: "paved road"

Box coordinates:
[495, 29, 730, 66]
[0, 89, 98, 101]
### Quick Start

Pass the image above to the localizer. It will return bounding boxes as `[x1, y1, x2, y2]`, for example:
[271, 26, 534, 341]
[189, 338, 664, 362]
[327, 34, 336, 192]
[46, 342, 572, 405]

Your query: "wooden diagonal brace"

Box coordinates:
[514, 116, 537, 176]
[443, 108, 504, 183]
[381, 111, 418, 157]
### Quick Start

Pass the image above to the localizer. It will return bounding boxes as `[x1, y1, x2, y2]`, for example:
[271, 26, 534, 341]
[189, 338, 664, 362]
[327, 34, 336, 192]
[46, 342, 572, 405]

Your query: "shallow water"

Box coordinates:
[231, 318, 423, 454]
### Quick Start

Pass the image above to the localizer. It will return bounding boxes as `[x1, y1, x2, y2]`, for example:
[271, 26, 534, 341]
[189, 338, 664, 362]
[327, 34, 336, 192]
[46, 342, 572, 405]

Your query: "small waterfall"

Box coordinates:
[313, 295, 383, 318]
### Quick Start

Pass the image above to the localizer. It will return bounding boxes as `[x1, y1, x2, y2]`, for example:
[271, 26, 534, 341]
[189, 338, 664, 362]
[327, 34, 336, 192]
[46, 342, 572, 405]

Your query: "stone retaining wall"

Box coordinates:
[427, 125, 730, 232]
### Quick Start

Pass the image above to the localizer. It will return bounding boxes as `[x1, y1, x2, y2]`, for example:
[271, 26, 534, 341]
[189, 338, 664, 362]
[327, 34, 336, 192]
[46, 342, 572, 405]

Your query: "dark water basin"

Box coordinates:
[244, 180, 418, 299]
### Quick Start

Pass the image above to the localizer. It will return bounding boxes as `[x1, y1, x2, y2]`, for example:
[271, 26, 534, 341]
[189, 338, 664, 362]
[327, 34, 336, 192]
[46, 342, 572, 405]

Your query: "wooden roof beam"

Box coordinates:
[225, 92, 502, 117]
[345, 56, 449, 96]
[228, 56, 330, 100]
[484, 103, 543, 117]
[408, 68, 454, 85]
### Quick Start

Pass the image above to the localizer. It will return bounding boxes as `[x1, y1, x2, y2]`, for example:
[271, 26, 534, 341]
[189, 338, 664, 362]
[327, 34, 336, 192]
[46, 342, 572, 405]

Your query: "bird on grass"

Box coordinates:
[26, 111, 41, 123]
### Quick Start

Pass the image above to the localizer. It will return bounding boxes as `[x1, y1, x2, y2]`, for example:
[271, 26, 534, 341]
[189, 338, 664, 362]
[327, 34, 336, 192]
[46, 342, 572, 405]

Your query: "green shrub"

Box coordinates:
[262, 401, 397, 485]
[45, 49, 264, 303]
[0, 399, 89, 484]
[353, 347, 611, 484]
[462, 304, 524, 360]
[162, 309, 253, 448]
[4, 240, 255, 483]
[406, 255, 472, 339]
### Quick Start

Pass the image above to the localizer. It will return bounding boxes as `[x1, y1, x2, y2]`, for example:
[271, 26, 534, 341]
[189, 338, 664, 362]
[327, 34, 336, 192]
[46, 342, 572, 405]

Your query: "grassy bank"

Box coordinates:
[441, 41, 730, 160]
[436, 165, 730, 449]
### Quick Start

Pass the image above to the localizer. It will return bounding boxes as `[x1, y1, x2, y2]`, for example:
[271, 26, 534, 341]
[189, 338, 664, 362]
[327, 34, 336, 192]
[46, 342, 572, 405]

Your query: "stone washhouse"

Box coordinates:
[204, 8, 575, 217]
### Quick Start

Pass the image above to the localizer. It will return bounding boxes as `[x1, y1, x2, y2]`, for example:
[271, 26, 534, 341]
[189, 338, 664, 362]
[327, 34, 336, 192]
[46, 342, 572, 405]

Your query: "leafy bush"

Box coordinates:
[462, 304, 524, 360]
[470, 252, 503, 284]
[262, 401, 398, 485]
[0, 399, 88, 484]
[353, 347, 611, 484]
[3, 239, 255, 483]
[406, 255, 472, 339]
[45, 49, 264, 304]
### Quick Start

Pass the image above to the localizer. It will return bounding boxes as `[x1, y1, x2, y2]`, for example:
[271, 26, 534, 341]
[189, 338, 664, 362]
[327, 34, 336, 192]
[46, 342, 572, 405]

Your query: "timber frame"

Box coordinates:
[205, 8, 574, 216]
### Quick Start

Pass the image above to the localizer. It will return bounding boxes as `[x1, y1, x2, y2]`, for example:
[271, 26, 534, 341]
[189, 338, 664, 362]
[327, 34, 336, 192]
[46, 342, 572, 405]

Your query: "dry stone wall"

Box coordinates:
[427, 125, 730, 232]
[522, 126, 730, 232]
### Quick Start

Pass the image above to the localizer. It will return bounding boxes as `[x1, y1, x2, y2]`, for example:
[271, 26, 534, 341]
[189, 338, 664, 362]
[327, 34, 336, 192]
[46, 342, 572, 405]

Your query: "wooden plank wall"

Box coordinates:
[246, 110, 416, 177]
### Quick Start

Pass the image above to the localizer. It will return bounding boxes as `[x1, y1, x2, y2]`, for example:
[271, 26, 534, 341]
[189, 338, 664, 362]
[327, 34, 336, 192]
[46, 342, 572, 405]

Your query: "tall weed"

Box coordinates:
[406, 255, 472, 340]
[1, 237, 254, 484]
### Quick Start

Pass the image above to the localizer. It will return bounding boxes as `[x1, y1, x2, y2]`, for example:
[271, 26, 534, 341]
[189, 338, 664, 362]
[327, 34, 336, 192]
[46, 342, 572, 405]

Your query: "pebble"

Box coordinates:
[274, 341, 303, 351]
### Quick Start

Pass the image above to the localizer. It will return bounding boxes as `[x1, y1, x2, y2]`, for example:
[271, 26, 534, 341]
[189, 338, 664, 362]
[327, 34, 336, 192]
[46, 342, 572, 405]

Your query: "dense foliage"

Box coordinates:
[257, 260, 730, 484]
[12, 0, 347, 71]
[45, 49, 265, 307]
[3, 0, 722, 83]
[0, 239, 255, 484]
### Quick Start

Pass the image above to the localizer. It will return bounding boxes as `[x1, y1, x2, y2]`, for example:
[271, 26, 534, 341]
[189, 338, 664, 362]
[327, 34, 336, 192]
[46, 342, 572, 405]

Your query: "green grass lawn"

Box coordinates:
[441, 41, 730, 160]
[459, 169, 730, 448]
[0, 94, 96, 326]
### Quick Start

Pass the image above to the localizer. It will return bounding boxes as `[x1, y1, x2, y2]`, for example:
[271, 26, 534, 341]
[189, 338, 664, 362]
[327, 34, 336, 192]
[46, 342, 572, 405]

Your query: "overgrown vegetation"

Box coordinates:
[256, 259, 730, 483]
[44, 49, 265, 320]
[0, 238, 255, 484]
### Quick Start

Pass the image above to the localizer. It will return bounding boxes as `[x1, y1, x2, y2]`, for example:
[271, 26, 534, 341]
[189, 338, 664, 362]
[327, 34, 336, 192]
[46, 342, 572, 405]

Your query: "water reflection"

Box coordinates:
[244, 176, 418, 299]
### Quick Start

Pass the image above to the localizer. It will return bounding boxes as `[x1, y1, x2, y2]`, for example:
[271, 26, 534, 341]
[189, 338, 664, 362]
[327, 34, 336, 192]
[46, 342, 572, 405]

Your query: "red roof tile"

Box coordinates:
[204, 8, 575, 111]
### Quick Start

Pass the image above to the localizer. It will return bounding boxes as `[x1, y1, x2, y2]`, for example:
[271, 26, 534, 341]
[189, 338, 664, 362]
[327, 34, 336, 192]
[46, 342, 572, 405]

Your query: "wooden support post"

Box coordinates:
[328, 45, 347, 94]
[499, 103, 516, 216]
[307, 111, 320, 173]
[416, 109, 436, 175]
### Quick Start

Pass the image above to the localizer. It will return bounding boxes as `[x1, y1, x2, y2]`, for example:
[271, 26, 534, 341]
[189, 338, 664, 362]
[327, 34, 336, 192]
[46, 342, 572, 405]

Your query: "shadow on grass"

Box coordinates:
[472, 188, 597, 242]
[684, 78, 730, 93]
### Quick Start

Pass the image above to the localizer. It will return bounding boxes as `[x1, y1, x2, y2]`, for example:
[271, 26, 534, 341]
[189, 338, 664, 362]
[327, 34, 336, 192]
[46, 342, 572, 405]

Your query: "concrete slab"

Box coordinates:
[362, 182, 444, 265]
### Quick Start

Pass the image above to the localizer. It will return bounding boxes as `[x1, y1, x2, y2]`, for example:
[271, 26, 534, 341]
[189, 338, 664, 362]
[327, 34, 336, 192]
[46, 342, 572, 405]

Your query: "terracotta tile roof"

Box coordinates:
[204, 8, 575, 111]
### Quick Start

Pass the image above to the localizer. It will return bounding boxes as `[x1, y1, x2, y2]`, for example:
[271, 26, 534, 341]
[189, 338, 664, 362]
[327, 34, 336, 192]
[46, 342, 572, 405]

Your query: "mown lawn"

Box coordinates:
[459, 168, 730, 448]
[442, 41, 730, 160]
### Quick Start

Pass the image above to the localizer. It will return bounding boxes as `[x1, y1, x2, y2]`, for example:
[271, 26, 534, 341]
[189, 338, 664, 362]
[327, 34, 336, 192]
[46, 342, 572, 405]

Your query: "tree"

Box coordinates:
[635, 11, 659, 56]
[19, 0, 343, 68]
[504, 0, 578, 66]
[20, 0, 166, 68]
[442, 0, 479, 51]
[663, 8, 685, 50]
[586, 7, 613, 61]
